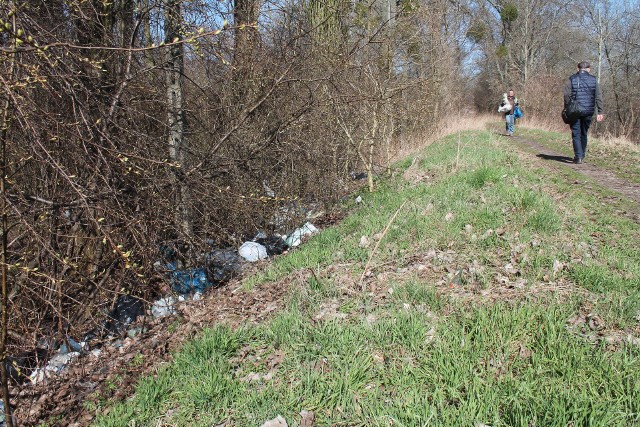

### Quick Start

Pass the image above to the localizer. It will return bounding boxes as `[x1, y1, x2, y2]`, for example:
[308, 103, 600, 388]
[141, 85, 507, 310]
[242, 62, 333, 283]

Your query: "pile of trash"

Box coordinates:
[157, 223, 318, 298]
[3, 222, 321, 390]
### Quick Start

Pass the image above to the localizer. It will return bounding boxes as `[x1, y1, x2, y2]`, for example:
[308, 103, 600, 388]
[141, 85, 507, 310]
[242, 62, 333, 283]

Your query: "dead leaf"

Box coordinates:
[586, 313, 605, 331]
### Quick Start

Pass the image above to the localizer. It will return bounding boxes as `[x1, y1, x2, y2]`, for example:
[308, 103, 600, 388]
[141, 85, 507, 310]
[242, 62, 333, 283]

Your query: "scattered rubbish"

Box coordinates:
[84, 295, 145, 341]
[284, 222, 318, 248]
[255, 235, 288, 256]
[4, 348, 48, 385]
[46, 352, 80, 375]
[350, 171, 368, 180]
[239, 241, 268, 262]
[59, 337, 84, 354]
[151, 296, 178, 318]
[29, 350, 80, 384]
[205, 249, 242, 284]
[260, 415, 288, 427]
[104, 295, 145, 336]
[169, 266, 211, 294]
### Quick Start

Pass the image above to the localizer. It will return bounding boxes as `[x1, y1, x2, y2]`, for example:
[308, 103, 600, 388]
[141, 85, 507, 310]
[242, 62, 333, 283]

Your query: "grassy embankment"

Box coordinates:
[94, 127, 640, 427]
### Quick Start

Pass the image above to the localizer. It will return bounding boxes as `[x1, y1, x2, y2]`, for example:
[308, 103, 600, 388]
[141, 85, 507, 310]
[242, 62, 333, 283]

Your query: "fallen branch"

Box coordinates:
[359, 200, 407, 291]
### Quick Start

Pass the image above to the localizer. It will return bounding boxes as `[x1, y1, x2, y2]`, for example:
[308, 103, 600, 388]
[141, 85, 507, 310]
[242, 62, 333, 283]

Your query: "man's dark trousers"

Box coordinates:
[571, 115, 593, 160]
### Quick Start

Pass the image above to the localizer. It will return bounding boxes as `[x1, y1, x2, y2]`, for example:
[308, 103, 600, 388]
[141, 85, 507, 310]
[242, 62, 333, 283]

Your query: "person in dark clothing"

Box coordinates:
[563, 61, 604, 164]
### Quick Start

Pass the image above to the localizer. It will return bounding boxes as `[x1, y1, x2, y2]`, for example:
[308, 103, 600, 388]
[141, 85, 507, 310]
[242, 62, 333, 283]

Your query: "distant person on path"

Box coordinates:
[499, 89, 518, 137]
[563, 61, 604, 164]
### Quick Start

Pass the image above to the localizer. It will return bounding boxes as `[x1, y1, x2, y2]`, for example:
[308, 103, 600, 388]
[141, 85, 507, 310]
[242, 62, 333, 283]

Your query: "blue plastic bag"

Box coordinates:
[514, 106, 523, 119]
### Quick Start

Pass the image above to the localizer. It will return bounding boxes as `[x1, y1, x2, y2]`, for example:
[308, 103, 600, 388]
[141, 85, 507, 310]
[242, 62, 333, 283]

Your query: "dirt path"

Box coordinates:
[502, 131, 640, 211]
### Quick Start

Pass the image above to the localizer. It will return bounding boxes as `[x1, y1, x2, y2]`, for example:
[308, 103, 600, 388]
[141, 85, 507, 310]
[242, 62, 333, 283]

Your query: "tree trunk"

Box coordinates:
[233, 0, 260, 98]
[165, 0, 192, 239]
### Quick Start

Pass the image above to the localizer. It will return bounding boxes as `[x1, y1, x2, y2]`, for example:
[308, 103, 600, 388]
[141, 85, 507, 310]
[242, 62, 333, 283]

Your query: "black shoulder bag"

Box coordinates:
[562, 75, 584, 124]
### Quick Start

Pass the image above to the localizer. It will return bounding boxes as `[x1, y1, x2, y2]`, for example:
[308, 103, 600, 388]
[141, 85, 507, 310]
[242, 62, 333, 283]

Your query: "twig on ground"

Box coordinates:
[359, 200, 407, 291]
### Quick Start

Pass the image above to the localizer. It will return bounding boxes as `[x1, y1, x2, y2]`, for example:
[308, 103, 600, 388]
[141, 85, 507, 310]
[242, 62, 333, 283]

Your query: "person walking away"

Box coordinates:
[563, 61, 604, 164]
[505, 90, 518, 136]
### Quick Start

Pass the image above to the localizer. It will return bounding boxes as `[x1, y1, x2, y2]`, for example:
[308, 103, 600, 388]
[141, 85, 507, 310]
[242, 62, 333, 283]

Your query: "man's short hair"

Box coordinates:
[578, 61, 591, 70]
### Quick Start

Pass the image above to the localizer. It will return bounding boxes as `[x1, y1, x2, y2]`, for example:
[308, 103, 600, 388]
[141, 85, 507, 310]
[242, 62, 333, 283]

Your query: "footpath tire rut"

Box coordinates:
[503, 132, 640, 210]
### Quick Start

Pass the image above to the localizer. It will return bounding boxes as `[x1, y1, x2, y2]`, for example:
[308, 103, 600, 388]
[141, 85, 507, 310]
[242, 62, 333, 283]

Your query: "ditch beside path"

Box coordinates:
[501, 131, 640, 219]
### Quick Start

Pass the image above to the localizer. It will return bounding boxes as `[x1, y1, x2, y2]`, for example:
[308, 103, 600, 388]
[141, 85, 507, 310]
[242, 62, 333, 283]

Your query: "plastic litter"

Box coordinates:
[151, 296, 177, 318]
[284, 222, 319, 247]
[168, 265, 211, 294]
[255, 235, 288, 256]
[30, 350, 80, 384]
[355, 195, 363, 204]
[59, 337, 84, 354]
[105, 295, 144, 335]
[350, 171, 367, 180]
[84, 295, 145, 341]
[239, 241, 268, 262]
[205, 249, 242, 284]
[4, 348, 48, 385]
[45, 351, 80, 375]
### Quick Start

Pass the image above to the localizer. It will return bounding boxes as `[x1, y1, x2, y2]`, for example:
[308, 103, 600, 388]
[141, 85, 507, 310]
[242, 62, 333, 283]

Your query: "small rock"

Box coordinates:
[260, 415, 288, 427]
[444, 212, 454, 222]
[300, 410, 315, 427]
[359, 236, 370, 248]
[355, 195, 363, 204]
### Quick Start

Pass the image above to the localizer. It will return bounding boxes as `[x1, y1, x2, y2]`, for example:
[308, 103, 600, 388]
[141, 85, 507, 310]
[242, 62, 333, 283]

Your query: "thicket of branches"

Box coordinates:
[0, 0, 464, 418]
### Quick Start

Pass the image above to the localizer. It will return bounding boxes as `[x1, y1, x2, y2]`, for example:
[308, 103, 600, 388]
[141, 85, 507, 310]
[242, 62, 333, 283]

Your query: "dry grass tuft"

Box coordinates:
[391, 113, 495, 162]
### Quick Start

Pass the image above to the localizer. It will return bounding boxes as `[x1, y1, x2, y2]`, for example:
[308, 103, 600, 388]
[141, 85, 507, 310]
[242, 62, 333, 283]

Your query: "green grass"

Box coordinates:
[516, 126, 640, 184]
[93, 129, 640, 426]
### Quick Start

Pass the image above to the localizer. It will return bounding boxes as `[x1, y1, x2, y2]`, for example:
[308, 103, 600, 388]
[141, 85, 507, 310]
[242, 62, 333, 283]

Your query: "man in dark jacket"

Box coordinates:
[563, 61, 604, 164]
